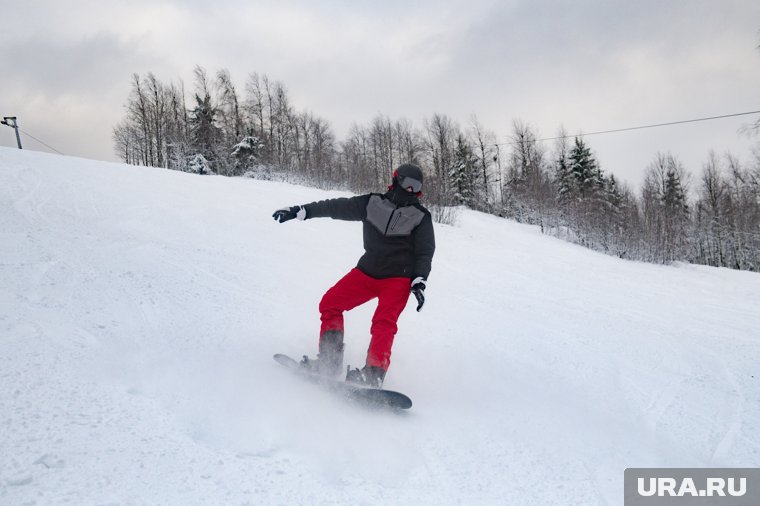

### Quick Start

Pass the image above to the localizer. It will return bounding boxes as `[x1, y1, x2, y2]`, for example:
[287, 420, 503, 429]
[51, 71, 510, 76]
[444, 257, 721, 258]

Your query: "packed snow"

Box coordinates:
[1, 147, 759, 505]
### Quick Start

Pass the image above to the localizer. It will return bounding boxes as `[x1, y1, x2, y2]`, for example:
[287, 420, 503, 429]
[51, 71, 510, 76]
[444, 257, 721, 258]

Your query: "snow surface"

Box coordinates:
[1, 147, 759, 505]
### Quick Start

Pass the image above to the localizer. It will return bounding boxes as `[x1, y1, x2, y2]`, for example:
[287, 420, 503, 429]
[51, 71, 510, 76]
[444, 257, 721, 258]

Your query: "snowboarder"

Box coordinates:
[272, 163, 435, 388]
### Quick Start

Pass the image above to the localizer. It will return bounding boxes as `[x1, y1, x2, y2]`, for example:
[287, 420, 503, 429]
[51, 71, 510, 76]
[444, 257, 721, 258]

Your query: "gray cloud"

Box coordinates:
[1, 31, 165, 96]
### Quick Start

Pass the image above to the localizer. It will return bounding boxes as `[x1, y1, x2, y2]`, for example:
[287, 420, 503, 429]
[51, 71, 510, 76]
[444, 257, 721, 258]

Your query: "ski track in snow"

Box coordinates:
[1, 147, 759, 505]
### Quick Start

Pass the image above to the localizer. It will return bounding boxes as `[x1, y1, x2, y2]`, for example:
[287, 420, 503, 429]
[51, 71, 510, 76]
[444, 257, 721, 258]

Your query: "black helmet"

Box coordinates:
[393, 163, 423, 193]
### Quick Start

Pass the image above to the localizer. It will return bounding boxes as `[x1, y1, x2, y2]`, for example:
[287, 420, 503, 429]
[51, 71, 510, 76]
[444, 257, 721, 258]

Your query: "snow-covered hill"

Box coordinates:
[1, 147, 759, 505]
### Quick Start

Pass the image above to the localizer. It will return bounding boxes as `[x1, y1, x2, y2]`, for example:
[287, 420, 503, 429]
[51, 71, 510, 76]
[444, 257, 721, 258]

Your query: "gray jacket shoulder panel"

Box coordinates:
[366, 194, 393, 234]
[366, 194, 425, 236]
[387, 204, 425, 236]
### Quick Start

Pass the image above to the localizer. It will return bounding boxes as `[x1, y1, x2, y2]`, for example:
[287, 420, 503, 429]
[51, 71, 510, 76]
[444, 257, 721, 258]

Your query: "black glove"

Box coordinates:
[272, 205, 306, 223]
[411, 277, 426, 312]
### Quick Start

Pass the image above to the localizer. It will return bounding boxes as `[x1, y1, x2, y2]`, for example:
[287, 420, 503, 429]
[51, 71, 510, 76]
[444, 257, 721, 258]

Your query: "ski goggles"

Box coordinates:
[398, 176, 422, 193]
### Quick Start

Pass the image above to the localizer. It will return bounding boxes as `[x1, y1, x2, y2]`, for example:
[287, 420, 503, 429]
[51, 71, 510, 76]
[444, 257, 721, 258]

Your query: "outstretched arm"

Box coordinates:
[272, 195, 368, 224]
[302, 195, 368, 221]
[272, 195, 369, 223]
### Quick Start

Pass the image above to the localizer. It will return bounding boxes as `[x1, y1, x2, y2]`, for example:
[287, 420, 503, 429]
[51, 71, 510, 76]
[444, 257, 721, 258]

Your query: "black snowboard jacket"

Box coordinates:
[302, 191, 435, 281]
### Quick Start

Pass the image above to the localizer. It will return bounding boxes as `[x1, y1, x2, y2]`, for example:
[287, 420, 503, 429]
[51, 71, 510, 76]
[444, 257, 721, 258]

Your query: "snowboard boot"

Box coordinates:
[298, 354, 340, 377]
[345, 365, 386, 388]
[313, 329, 344, 377]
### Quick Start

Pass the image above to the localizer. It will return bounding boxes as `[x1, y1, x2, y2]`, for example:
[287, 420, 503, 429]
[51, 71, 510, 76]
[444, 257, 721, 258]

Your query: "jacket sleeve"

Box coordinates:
[302, 195, 368, 221]
[412, 212, 435, 280]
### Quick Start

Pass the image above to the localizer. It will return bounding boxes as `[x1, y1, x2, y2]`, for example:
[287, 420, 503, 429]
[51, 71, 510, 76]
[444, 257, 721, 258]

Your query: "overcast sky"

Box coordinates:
[2, 0, 759, 188]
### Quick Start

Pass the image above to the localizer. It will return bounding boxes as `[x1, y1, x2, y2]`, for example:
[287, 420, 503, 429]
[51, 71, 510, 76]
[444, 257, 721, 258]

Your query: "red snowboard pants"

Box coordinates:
[319, 268, 411, 370]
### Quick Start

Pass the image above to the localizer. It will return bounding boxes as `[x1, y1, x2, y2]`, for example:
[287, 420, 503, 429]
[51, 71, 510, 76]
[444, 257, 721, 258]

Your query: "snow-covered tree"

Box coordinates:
[231, 135, 264, 173]
[186, 153, 214, 175]
[568, 136, 603, 198]
[449, 134, 478, 206]
[188, 68, 223, 174]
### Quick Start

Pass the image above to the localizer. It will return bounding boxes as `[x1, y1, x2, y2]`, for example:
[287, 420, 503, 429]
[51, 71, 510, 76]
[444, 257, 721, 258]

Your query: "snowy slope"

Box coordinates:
[1, 147, 759, 505]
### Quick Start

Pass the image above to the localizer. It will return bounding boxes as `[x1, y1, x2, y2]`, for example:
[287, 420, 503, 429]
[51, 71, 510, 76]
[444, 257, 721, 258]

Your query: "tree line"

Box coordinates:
[113, 66, 760, 272]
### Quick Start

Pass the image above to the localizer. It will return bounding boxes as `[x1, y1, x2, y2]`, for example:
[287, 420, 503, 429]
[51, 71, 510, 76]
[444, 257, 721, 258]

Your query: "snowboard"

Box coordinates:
[273, 354, 413, 410]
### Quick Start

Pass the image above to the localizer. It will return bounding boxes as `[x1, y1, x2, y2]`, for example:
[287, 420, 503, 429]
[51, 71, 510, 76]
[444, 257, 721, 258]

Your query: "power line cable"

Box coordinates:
[495, 109, 760, 147]
[17, 128, 65, 155]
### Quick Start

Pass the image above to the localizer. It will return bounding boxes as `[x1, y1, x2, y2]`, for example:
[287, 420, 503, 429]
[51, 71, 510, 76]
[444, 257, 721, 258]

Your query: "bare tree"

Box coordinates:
[423, 113, 458, 205]
[393, 118, 422, 166]
[468, 115, 496, 210]
[504, 120, 553, 228]
[129, 73, 152, 166]
[216, 69, 244, 145]
[245, 73, 267, 142]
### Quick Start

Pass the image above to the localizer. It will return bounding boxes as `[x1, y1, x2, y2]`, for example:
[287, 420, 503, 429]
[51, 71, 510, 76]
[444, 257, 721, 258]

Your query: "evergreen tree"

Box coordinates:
[449, 134, 478, 206]
[568, 137, 601, 198]
[554, 144, 574, 202]
[661, 166, 690, 261]
[231, 135, 264, 173]
[602, 174, 625, 242]
[187, 153, 214, 175]
[605, 174, 622, 209]
[663, 168, 688, 216]
[189, 93, 222, 171]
